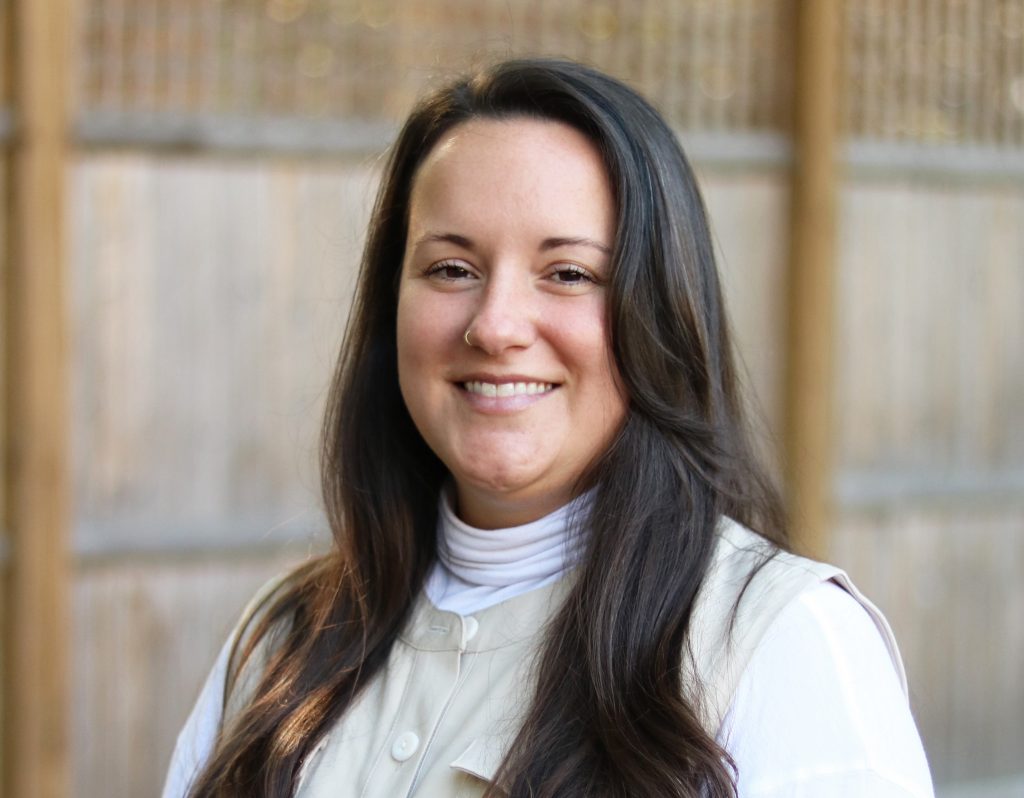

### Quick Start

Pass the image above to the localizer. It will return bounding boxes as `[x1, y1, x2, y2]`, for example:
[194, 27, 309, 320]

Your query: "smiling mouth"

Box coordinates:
[461, 380, 557, 398]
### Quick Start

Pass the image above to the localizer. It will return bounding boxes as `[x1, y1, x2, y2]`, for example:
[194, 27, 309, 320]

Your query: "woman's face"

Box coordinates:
[396, 117, 627, 529]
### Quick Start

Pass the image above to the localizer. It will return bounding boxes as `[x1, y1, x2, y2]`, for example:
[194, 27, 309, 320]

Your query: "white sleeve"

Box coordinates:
[161, 636, 231, 798]
[716, 580, 935, 798]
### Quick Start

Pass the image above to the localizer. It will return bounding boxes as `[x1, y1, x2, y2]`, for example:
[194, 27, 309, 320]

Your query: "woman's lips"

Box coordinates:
[462, 380, 556, 397]
[455, 379, 561, 412]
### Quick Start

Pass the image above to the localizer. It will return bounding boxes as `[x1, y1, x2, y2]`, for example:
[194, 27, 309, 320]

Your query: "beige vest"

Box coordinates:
[223, 519, 905, 797]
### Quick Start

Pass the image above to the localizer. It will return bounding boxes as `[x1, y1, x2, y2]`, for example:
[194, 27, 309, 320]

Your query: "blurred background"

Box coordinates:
[1, 1, 1022, 796]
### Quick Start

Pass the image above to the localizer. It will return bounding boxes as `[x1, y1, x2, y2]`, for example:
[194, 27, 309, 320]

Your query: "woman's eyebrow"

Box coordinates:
[540, 236, 612, 255]
[413, 231, 475, 250]
[412, 232, 611, 256]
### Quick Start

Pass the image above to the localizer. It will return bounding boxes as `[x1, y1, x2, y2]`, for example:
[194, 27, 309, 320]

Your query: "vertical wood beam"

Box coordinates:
[784, 0, 843, 559]
[0, 0, 9, 788]
[3, 0, 72, 796]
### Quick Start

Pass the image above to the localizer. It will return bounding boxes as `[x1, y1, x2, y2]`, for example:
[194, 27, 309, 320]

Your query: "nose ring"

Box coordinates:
[464, 326, 474, 347]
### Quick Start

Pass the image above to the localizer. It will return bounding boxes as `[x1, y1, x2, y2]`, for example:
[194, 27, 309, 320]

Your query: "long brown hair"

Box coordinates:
[189, 58, 786, 797]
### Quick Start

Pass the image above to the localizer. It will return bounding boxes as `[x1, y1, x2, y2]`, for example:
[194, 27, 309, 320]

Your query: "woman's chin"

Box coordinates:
[454, 465, 544, 501]
[449, 464, 571, 528]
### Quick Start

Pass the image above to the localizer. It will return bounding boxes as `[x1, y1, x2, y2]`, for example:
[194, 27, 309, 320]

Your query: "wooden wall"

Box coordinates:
[66, 149, 1024, 794]
[68, 153, 379, 796]
[66, 154, 795, 796]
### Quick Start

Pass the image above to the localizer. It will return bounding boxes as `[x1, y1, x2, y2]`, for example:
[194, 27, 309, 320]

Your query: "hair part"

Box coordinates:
[188, 58, 785, 797]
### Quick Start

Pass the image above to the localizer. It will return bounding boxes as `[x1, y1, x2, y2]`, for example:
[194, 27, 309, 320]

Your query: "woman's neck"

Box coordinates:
[450, 483, 577, 530]
[438, 486, 589, 587]
[424, 487, 592, 614]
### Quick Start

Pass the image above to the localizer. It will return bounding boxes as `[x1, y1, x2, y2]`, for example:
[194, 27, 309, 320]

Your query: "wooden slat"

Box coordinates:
[0, 155, 7, 798]
[0, 4, 10, 789]
[3, 1, 73, 797]
[73, 555, 300, 797]
[68, 155, 376, 542]
[702, 170, 791, 460]
[783, 0, 843, 558]
[834, 181, 1024, 473]
[832, 507, 1024, 785]
[0, 0, 9, 534]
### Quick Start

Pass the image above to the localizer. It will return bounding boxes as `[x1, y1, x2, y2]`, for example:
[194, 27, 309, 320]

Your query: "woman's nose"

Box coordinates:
[465, 273, 536, 355]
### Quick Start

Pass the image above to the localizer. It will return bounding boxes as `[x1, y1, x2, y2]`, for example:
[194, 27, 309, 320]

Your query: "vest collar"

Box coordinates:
[399, 576, 572, 654]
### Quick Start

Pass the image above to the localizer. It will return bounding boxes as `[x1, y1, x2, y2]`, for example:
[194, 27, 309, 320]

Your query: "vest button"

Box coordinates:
[391, 731, 420, 762]
[464, 616, 479, 641]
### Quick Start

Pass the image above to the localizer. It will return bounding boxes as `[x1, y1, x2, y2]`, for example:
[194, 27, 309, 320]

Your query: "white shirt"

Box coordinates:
[721, 580, 933, 796]
[162, 498, 934, 797]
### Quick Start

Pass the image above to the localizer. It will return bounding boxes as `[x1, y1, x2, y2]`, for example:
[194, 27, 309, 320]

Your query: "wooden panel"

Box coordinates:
[68, 154, 378, 553]
[66, 153, 377, 796]
[67, 156, 796, 550]
[835, 181, 1024, 474]
[701, 170, 790, 464]
[72, 553, 303, 798]
[832, 175, 1024, 790]
[833, 506, 1024, 785]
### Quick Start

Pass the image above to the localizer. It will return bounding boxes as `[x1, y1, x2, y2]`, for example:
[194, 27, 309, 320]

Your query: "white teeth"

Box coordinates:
[464, 380, 554, 397]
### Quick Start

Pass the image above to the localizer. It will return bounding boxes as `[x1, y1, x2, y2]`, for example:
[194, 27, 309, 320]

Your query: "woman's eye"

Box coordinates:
[551, 265, 593, 285]
[427, 261, 473, 281]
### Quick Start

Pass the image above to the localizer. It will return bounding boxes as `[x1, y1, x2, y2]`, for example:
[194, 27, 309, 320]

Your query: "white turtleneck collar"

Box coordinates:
[424, 486, 591, 616]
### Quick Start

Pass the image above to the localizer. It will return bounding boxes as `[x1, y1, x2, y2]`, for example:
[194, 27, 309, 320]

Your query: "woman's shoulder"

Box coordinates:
[162, 567, 306, 798]
[221, 560, 329, 720]
[232, 569, 298, 642]
[686, 518, 907, 731]
[719, 580, 934, 796]
[711, 517, 841, 584]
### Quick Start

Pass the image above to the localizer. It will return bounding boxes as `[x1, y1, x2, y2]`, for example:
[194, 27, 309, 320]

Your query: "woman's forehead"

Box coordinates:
[406, 117, 615, 245]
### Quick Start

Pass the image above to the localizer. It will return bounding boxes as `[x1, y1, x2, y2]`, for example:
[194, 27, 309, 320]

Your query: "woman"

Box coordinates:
[164, 59, 933, 797]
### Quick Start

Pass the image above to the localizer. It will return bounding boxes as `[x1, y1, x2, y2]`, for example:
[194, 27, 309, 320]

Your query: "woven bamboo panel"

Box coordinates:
[844, 0, 1024, 146]
[77, 1, 1024, 152]
[833, 506, 1024, 785]
[76, 0, 795, 132]
[71, 553, 302, 797]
